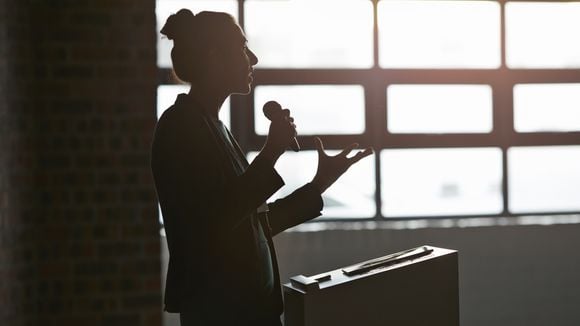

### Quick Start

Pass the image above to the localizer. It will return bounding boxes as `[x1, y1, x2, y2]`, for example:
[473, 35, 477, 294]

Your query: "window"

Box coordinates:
[254, 85, 366, 135]
[508, 146, 580, 213]
[378, 0, 501, 68]
[245, 0, 373, 68]
[156, 0, 580, 220]
[381, 148, 503, 217]
[513, 83, 580, 133]
[505, 2, 580, 68]
[387, 84, 493, 134]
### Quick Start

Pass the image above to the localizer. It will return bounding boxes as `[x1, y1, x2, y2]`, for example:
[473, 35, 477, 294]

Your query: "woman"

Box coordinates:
[151, 9, 373, 326]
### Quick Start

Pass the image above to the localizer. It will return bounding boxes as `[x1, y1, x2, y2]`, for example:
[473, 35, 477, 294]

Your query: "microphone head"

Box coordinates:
[263, 100, 282, 121]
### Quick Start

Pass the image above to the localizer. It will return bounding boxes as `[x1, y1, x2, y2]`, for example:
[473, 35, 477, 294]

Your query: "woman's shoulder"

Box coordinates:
[161, 94, 204, 121]
[153, 96, 214, 154]
[157, 95, 208, 133]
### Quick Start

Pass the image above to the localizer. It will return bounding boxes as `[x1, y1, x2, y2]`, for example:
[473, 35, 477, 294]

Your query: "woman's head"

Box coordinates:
[161, 9, 258, 95]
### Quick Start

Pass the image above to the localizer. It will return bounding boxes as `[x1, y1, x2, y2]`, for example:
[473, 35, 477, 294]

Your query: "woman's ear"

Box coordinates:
[203, 48, 227, 81]
[205, 47, 223, 69]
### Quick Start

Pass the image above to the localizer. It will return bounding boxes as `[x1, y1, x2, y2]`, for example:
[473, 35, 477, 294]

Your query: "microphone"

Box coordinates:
[263, 100, 300, 152]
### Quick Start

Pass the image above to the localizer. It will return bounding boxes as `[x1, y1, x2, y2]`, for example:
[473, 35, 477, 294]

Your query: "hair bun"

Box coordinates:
[160, 9, 195, 41]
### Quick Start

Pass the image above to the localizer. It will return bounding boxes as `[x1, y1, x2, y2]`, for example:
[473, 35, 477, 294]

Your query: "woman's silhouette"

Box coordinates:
[151, 9, 373, 326]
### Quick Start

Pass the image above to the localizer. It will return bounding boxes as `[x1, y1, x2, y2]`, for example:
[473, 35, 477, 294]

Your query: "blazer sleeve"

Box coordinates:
[152, 107, 284, 236]
[266, 183, 324, 236]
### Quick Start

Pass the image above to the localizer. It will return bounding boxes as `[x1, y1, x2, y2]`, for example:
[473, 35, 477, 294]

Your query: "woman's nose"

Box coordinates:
[248, 48, 258, 65]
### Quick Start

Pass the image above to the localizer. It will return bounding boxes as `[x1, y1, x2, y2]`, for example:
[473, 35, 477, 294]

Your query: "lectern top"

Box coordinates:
[286, 245, 457, 293]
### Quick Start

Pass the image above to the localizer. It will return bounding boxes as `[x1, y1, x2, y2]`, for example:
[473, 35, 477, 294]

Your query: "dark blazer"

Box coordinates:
[151, 94, 323, 322]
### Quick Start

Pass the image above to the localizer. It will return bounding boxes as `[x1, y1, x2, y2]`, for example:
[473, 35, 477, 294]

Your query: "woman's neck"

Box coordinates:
[187, 85, 228, 121]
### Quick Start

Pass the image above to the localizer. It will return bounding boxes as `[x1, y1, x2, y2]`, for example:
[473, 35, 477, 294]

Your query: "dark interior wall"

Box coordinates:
[0, 1, 160, 325]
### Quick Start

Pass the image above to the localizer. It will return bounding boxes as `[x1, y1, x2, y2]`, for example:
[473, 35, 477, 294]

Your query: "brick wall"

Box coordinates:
[0, 1, 161, 325]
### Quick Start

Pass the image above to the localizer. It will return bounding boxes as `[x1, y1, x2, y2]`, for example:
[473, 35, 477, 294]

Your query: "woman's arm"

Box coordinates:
[153, 107, 293, 236]
[266, 183, 324, 236]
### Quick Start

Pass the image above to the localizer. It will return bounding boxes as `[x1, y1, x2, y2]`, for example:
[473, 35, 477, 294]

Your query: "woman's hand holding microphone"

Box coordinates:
[258, 100, 374, 194]
[259, 101, 298, 164]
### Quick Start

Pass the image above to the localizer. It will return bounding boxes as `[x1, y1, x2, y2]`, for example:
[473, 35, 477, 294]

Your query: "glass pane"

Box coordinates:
[254, 85, 365, 135]
[156, 0, 238, 68]
[508, 146, 580, 213]
[248, 151, 376, 218]
[381, 148, 503, 217]
[157, 85, 230, 127]
[514, 84, 580, 132]
[378, 0, 500, 68]
[506, 2, 580, 68]
[387, 85, 493, 133]
[245, 0, 373, 68]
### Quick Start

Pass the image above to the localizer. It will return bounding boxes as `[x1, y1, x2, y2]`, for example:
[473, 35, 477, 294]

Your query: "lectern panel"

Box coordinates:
[283, 246, 459, 326]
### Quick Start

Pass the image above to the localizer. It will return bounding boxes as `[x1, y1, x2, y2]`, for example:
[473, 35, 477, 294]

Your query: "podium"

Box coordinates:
[283, 245, 459, 326]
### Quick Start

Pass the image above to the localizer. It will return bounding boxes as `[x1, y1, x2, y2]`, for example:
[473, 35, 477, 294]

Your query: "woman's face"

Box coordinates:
[211, 22, 259, 96]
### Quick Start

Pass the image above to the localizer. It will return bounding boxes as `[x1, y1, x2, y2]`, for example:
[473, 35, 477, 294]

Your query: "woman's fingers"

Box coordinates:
[339, 143, 359, 157]
[316, 138, 372, 163]
[314, 137, 326, 156]
[349, 147, 374, 164]
[282, 109, 296, 136]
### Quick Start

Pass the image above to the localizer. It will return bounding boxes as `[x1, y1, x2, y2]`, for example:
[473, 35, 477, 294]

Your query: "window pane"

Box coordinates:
[156, 0, 238, 68]
[245, 0, 373, 68]
[248, 151, 376, 218]
[514, 84, 580, 132]
[254, 85, 365, 135]
[506, 2, 580, 68]
[157, 85, 230, 127]
[381, 148, 503, 217]
[378, 0, 500, 68]
[508, 146, 580, 213]
[387, 85, 493, 133]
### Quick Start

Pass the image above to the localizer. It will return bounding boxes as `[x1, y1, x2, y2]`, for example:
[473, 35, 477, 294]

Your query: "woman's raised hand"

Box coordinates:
[311, 137, 374, 194]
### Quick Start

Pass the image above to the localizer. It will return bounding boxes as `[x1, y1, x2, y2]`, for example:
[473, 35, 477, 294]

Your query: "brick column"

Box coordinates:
[0, 1, 161, 325]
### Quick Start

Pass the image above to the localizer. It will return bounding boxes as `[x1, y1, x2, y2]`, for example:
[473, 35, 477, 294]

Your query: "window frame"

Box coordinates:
[157, 0, 580, 221]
